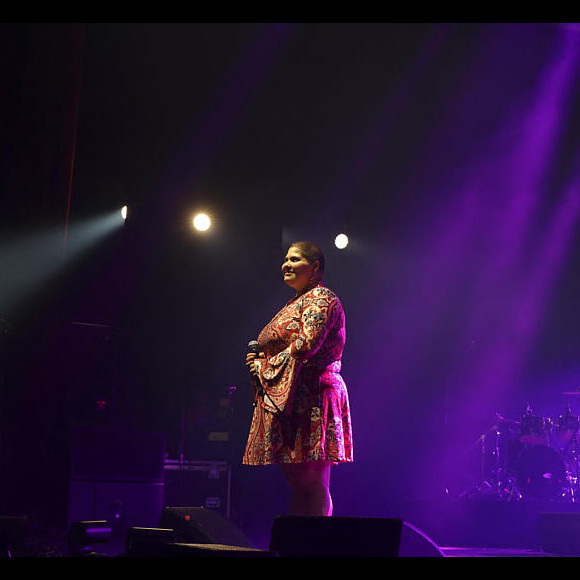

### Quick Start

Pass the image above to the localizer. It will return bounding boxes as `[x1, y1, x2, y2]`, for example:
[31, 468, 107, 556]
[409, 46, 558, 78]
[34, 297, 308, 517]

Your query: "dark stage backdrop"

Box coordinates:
[1, 23, 580, 540]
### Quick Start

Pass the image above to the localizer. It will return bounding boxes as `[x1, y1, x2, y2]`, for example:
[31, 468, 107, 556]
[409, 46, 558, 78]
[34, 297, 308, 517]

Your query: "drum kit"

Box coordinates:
[462, 395, 580, 503]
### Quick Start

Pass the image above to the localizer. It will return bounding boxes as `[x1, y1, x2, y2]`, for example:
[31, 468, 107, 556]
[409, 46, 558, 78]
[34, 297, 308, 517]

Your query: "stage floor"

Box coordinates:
[398, 497, 580, 553]
[440, 546, 556, 557]
[9, 528, 568, 557]
[12, 498, 580, 557]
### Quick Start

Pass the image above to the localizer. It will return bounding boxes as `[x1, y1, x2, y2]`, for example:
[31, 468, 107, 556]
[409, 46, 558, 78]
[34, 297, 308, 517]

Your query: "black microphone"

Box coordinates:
[247, 340, 264, 398]
[248, 340, 260, 356]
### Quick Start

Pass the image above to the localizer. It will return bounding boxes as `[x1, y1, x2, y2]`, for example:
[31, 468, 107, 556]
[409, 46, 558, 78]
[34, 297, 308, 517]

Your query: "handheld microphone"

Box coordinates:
[247, 340, 260, 355]
[247, 340, 264, 397]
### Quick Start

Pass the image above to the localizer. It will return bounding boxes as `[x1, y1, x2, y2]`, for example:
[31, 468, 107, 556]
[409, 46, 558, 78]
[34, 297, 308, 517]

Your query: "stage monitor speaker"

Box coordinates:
[269, 515, 444, 557]
[125, 526, 276, 558]
[538, 512, 580, 555]
[159, 507, 254, 549]
[145, 542, 276, 558]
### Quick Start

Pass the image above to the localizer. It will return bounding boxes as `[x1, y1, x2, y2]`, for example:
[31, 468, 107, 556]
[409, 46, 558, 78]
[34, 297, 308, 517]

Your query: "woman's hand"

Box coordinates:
[246, 351, 264, 377]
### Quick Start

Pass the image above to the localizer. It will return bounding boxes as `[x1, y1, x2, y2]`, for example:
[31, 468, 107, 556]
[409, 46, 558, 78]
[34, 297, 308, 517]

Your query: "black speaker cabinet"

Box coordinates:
[159, 506, 254, 549]
[68, 426, 166, 531]
[163, 460, 230, 518]
[269, 515, 444, 557]
[68, 480, 165, 532]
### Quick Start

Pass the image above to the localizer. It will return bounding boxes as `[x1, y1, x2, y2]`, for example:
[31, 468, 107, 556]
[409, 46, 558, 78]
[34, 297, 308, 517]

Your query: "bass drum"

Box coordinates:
[555, 413, 579, 444]
[519, 413, 550, 446]
[514, 444, 568, 500]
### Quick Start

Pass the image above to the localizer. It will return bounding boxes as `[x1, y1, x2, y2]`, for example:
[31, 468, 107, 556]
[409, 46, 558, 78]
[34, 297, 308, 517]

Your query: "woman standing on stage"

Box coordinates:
[243, 241, 353, 516]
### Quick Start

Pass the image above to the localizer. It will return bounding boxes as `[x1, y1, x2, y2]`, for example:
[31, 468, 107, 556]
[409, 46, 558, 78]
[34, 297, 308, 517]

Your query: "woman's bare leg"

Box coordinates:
[280, 461, 333, 516]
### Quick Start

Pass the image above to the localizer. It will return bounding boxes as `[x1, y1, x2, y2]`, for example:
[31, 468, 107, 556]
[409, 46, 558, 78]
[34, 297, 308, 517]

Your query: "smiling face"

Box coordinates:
[282, 246, 320, 292]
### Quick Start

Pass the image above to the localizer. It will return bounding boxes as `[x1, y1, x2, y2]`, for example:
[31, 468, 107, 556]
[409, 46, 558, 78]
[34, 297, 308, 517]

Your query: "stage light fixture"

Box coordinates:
[120, 205, 128, 220]
[67, 520, 112, 557]
[335, 233, 349, 249]
[193, 212, 211, 232]
[125, 527, 177, 557]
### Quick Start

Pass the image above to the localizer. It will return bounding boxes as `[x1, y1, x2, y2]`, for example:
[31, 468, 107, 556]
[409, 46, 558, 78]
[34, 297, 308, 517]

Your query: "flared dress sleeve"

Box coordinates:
[253, 286, 342, 414]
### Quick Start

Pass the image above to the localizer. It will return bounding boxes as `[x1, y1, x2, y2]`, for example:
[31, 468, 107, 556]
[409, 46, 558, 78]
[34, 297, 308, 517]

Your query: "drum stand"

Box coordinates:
[560, 433, 580, 502]
[459, 405, 580, 503]
[459, 425, 522, 501]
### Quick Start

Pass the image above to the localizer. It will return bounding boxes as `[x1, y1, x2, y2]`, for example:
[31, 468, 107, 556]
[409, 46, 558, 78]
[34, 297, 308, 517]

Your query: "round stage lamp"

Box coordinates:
[192, 213, 211, 232]
[335, 234, 349, 249]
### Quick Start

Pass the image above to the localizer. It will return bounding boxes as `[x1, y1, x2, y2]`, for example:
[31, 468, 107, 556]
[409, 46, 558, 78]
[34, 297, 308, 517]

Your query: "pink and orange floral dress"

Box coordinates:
[243, 282, 353, 465]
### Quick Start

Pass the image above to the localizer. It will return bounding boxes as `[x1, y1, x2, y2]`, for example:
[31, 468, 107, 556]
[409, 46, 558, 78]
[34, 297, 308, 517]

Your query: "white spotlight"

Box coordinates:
[192, 212, 211, 232]
[120, 205, 128, 220]
[335, 233, 349, 249]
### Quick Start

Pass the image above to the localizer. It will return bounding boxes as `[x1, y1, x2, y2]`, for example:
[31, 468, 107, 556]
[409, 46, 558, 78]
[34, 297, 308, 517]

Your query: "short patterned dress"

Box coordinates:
[242, 282, 353, 465]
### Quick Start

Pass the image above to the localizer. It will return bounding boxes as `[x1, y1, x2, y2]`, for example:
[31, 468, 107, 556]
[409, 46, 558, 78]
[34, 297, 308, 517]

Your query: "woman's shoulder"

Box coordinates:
[305, 284, 341, 305]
